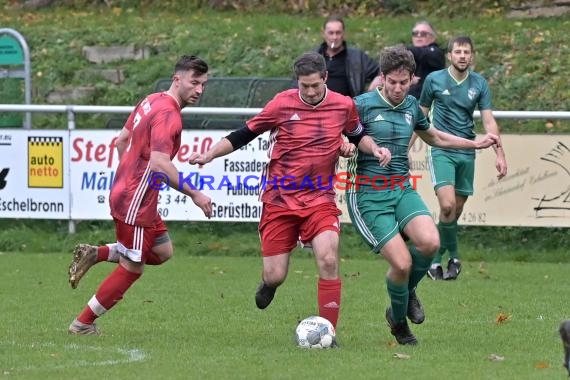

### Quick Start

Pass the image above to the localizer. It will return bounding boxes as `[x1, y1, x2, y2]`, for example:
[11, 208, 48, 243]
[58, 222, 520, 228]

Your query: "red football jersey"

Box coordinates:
[110, 92, 182, 226]
[246, 88, 362, 210]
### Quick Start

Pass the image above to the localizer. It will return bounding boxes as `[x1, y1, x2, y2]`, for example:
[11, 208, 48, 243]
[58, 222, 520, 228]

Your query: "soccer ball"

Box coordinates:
[295, 316, 336, 349]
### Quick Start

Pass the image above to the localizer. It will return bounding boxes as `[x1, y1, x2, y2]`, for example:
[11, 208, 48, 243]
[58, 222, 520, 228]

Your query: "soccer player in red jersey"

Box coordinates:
[67, 55, 213, 335]
[188, 51, 391, 334]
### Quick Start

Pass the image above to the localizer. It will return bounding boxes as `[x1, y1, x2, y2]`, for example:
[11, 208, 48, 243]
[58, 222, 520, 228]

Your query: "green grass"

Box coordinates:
[0, 6, 569, 132]
[1, 219, 570, 263]
[0, 253, 567, 379]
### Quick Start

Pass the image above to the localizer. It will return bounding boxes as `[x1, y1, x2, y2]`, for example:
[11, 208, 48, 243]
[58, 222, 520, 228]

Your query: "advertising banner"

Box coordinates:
[69, 130, 267, 222]
[407, 135, 570, 227]
[2, 128, 569, 227]
[0, 129, 69, 218]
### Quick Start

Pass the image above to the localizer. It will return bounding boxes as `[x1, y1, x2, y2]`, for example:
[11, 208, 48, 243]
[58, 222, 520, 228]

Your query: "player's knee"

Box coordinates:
[440, 202, 456, 218]
[263, 266, 288, 285]
[391, 258, 412, 276]
[160, 249, 174, 262]
[317, 252, 338, 276]
[419, 238, 439, 258]
[120, 259, 145, 274]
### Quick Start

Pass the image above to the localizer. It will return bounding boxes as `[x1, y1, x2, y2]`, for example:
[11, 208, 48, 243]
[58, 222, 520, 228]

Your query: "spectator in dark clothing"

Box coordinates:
[304, 15, 379, 97]
[368, 21, 445, 99]
[408, 21, 445, 99]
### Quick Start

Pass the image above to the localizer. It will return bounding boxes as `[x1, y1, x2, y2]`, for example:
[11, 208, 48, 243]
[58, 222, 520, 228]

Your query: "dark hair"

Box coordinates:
[448, 36, 474, 53]
[293, 51, 326, 79]
[379, 45, 416, 76]
[323, 14, 345, 30]
[174, 55, 208, 76]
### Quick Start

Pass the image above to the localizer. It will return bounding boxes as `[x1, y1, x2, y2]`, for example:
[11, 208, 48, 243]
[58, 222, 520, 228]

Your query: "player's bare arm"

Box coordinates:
[188, 138, 234, 165]
[416, 127, 500, 150]
[188, 125, 259, 165]
[150, 151, 212, 218]
[115, 127, 130, 160]
[481, 109, 508, 179]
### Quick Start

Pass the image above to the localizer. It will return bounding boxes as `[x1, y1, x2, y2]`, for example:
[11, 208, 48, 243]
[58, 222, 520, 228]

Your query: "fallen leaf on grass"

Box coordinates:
[345, 272, 360, 279]
[488, 354, 505, 362]
[393, 353, 410, 360]
[495, 312, 512, 324]
[534, 361, 550, 369]
[387, 341, 398, 348]
[478, 262, 490, 278]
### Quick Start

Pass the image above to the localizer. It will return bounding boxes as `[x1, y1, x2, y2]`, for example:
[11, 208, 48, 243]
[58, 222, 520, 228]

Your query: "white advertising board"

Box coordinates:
[409, 135, 570, 227]
[68, 130, 267, 222]
[2, 128, 569, 227]
[0, 129, 70, 219]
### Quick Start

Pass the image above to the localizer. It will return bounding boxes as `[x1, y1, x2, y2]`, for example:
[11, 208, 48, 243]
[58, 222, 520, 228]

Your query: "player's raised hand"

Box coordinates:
[373, 146, 391, 167]
[474, 133, 501, 149]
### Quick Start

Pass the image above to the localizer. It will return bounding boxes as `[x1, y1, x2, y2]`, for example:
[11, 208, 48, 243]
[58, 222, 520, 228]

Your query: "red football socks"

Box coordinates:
[318, 278, 341, 328]
[77, 264, 141, 324]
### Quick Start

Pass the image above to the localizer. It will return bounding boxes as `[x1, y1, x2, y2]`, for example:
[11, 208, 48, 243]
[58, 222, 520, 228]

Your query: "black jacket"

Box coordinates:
[408, 42, 445, 99]
[295, 42, 379, 98]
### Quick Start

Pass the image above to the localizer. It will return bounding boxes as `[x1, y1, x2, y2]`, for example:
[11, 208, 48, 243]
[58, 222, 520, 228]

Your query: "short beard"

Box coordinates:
[452, 63, 469, 73]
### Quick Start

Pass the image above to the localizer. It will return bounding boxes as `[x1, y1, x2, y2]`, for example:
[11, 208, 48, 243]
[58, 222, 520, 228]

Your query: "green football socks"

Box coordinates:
[433, 220, 459, 264]
[386, 278, 408, 323]
[408, 246, 433, 290]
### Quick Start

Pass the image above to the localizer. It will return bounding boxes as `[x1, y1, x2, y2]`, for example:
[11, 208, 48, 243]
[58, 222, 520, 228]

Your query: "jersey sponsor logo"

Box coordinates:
[374, 113, 384, 121]
[468, 88, 477, 100]
[404, 112, 412, 126]
[442, 89, 451, 95]
[289, 113, 301, 121]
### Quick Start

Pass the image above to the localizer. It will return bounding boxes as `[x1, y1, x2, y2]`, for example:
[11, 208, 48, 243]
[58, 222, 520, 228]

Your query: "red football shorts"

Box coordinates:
[113, 215, 168, 263]
[258, 202, 341, 256]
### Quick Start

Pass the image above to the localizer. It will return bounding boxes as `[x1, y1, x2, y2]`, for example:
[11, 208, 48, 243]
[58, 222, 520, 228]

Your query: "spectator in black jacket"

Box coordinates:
[368, 21, 445, 99]
[408, 21, 445, 99]
[310, 15, 379, 97]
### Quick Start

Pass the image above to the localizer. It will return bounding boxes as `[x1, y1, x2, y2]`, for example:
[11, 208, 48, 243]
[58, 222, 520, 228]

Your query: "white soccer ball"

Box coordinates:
[295, 316, 336, 349]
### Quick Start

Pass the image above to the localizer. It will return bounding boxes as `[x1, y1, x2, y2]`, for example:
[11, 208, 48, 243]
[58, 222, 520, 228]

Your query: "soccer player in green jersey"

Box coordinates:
[419, 36, 508, 281]
[347, 45, 500, 345]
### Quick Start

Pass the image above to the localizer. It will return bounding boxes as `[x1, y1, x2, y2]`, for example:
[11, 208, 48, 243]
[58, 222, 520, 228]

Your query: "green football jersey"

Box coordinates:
[347, 90, 429, 192]
[420, 67, 492, 157]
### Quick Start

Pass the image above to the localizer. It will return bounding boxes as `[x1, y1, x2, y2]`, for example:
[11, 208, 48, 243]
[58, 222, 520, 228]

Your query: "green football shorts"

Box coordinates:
[346, 184, 431, 253]
[428, 153, 475, 196]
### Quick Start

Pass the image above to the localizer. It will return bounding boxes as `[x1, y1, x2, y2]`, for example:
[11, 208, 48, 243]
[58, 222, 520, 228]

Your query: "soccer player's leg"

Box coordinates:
[347, 190, 416, 344]
[68, 220, 150, 335]
[301, 202, 342, 329]
[381, 235, 418, 345]
[559, 320, 570, 376]
[443, 157, 475, 280]
[256, 204, 298, 309]
[397, 186, 437, 324]
[430, 153, 457, 280]
[144, 215, 173, 266]
[68, 243, 121, 289]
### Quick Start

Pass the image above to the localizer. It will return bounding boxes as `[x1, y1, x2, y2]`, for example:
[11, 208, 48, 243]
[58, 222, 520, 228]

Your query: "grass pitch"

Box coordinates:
[0, 252, 567, 379]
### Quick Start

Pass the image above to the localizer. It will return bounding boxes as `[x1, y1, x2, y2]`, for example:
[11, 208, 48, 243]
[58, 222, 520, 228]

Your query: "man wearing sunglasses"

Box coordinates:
[408, 21, 445, 99]
[368, 21, 444, 98]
